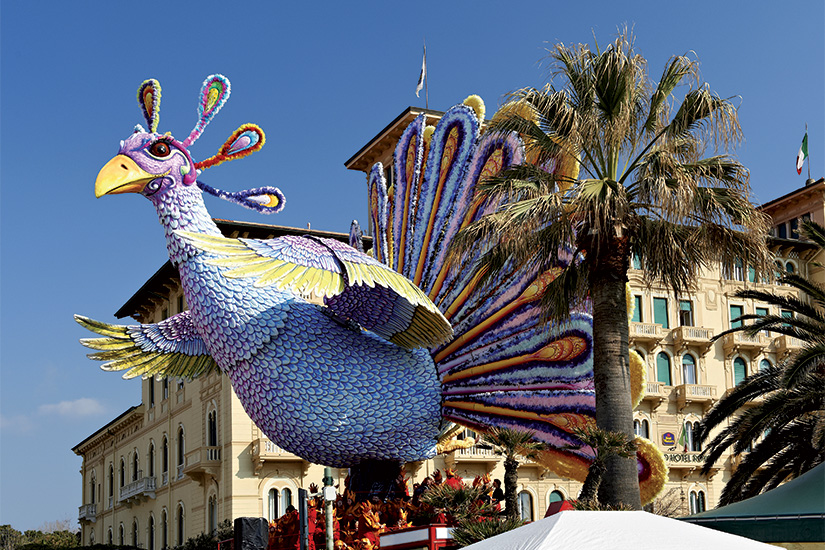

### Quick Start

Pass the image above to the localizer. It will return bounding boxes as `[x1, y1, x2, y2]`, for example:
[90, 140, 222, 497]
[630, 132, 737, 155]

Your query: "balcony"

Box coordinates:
[675, 384, 717, 412]
[454, 443, 500, 465]
[642, 381, 670, 410]
[161, 472, 168, 486]
[251, 438, 308, 476]
[119, 473, 156, 505]
[722, 332, 769, 357]
[672, 326, 714, 353]
[78, 503, 96, 523]
[629, 322, 664, 344]
[183, 446, 222, 486]
[176, 464, 185, 481]
[774, 334, 806, 357]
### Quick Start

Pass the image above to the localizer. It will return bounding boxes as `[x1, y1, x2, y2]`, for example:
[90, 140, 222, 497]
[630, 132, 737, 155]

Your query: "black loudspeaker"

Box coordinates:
[234, 517, 269, 550]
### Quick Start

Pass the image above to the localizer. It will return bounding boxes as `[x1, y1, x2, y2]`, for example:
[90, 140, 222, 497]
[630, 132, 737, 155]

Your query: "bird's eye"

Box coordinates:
[149, 141, 172, 157]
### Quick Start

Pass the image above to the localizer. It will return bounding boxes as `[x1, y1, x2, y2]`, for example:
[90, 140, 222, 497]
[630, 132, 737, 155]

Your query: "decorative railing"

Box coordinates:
[457, 443, 497, 458]
[119, 476, 156, 502]
[672, 326, 714, 352]
[722, 332, 768, 356]
[774, 334, 805, 356]
[78, 503, 96, 522]
[629, 322, 664, 341]
[676, 384, 717, 411]
[176, 464, 185, 480]
[161, 471, 168, 486]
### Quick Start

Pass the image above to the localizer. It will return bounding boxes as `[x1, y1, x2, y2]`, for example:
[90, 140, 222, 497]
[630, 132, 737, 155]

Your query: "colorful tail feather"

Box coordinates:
[365, 100, 598, 473]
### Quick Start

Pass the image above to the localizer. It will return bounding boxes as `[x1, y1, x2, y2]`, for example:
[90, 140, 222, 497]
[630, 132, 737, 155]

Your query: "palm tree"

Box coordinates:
[698, 220, 825, 505]
[451, 30, 770, 509]
[481, 427, 546, 520]
[571, 426, 637, 504]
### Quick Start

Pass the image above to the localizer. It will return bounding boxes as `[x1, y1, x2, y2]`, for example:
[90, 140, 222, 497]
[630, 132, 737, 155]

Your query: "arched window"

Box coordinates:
[733, 357, 747, 385]
[161, 510, 168, 550]
[548, 490, 565, 504]
[760, 359, 771, 372]
[163, 378, 169, 400]
[108, 528, 113, 545]
[177, 503, 185, 546]
[149, 442, 155, 478]
[208, 410, 218, 447]
[162, 437, 169, 474]
[90, 529, 94, 545]
[132, 519, 139, 547]
[208, 495, 217, 535]
[517, 491, 534, 521]
[786, 261, 796, 274]
[149, 515, 155, 550]
[682, 354, 697, 385]
[119, 524, 124, 545]
[89, 472, 96, 504]
[282, 488, 293, 513]
[689, 490, 706, 514]
[634, 419, 650, 439]
[684, 421, 701, 452]
[656, 352, 672, 386]
[120, 459, 126, 488]
[268, 488, 279, 521]
[177, 428, 185, 469]
[109, 465, 114, 500]
[133, 450, 139, 481]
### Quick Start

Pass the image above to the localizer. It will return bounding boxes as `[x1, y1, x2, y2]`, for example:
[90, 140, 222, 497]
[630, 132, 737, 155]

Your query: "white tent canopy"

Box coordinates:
[463, 511, 775, 550]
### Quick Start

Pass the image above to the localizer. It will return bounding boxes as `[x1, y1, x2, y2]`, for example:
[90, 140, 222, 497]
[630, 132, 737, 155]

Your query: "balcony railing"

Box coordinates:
[119, 476, 156, 504]
[774, 334, 806, 357]
[672, 326, 714, 352]
[183, 446, 222, 485]
[252, 438, 307, 475]
[629, 322, 664, 343]
[161, 471, 168, 486]
[456, 443, 498, 459]
[78, 503, 96, 522]
[176, 464, 185, 480]
[675, 384, 717, 411]
[722, 332, 769, 356]
[643, 381, 670, 408]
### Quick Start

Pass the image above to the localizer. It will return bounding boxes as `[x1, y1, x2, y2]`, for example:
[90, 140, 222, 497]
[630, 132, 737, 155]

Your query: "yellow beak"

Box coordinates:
[95, 155, 157, 198]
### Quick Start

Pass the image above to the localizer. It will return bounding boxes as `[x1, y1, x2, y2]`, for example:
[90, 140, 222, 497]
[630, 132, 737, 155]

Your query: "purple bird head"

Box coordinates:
[94, 75, 285, 214]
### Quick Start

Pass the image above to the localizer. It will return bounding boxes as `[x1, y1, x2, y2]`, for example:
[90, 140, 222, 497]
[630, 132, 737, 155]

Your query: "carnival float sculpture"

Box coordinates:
[76, 75, 666, 504]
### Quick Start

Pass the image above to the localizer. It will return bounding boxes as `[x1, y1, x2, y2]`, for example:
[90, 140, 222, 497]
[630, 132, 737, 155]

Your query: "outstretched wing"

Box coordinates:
[175, 231, 452, 349]
[75, 312, 219, 379]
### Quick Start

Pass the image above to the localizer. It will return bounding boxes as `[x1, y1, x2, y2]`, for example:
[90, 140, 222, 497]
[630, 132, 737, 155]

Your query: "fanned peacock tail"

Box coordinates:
[365, 100, 598, 473]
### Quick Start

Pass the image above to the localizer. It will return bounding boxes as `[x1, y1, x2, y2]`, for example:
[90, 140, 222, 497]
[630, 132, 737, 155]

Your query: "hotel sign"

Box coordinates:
[662, 432, 676, 446]
[663, 453, 704, 463]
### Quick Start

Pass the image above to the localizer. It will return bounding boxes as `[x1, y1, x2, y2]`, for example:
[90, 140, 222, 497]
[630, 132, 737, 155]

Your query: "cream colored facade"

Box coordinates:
[74, 106, 824, 547]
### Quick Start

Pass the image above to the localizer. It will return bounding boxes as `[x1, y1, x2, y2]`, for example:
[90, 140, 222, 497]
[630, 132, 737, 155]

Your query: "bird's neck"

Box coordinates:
[152, 185, 222, 266]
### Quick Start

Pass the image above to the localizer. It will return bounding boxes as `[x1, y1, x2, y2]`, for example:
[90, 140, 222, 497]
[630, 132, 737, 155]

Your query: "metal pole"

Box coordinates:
[323, 467, 334, 550]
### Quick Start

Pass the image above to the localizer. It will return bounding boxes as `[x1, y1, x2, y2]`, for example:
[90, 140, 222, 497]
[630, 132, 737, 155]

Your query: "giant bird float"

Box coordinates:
[77, 75, 664, 502]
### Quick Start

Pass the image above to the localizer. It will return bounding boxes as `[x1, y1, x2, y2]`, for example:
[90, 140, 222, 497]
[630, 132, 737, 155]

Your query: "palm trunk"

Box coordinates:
[503, 456, 519, 520]
[577, 461, 605, 503]
[590, 236, 642, 510]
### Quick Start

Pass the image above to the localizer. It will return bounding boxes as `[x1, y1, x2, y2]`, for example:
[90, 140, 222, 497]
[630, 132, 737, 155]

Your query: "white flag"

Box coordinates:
[415, 45, 426, 98]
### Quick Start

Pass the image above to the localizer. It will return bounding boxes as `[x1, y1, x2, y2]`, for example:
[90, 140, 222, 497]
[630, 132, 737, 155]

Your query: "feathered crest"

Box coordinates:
[133, 74, 282, 214]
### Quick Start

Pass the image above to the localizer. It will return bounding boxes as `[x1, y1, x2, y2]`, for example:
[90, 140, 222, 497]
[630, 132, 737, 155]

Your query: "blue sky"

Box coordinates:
[1, 0, 822, 531]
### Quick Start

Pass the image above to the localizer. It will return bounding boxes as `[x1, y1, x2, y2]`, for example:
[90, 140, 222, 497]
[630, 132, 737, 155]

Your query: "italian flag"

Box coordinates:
[796, 133, 808, 175]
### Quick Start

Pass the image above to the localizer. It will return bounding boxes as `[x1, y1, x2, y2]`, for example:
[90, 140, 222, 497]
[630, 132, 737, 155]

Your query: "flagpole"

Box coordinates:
[807, 123, 811, 180]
